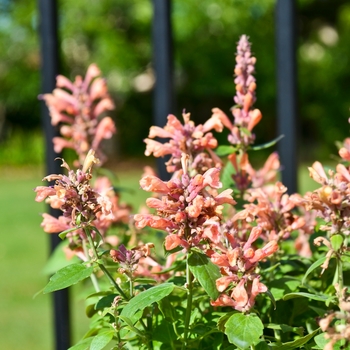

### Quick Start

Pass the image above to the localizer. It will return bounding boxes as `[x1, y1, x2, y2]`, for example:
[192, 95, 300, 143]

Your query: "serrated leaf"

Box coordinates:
[188, 251, 221, 300]
[283, 292, 328, 302]
[68, 337, 94, 350]
[225, 313, 264, 349]
[90, 330, 115, 350]
[302, 257, 327, 285]
[269, 328, 319, 350]
[250, 134, 284, 151]
[43, 263, 94, 293]
[217, 311, 237, 332]
[120, 283, 174, 324]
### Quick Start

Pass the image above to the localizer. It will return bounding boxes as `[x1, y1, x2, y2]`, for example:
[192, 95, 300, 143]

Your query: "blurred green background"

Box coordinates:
[0, 0, 349, 349]
[1, 0, 350, 165]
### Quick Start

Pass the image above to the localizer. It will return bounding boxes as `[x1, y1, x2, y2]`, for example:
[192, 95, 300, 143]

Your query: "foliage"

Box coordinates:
[2, 0, 350, 159]
[35, 36, 350, 350]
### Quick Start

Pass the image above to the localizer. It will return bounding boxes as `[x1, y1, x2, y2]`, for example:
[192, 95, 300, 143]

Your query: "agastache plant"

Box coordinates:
[40, 63, 116, 166]
[35, 37, 350, 350]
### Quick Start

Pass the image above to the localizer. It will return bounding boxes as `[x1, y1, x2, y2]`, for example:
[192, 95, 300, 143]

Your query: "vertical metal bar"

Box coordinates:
[38, 1, 71, 349]
[276, 0, 298, 194]
[152, 0, 174, 180]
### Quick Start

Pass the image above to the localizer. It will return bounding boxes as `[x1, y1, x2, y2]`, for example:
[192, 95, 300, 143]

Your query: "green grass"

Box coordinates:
[0, 161, 329, 349]
[0, 164, 149, 350]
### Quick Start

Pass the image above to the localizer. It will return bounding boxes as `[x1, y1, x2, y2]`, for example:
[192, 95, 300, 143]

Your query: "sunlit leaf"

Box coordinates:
[188, 251, 221, 300]
[225, 313, 264, 349]
[43, 263, 94, 293]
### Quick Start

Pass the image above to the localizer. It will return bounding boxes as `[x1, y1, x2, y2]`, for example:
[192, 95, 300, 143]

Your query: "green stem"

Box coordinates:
[82, 239, 100, 292]
[182, 254, 193, 350]
[336, 254, 343, 294]
[84, 227, 129, 300]
[139, 319, 153, 350]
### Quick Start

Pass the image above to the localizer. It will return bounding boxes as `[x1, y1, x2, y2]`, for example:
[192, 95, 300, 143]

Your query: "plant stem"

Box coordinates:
[84, 227, 129, 300]
[336, 254, 343, 294]
[82, 239, 100, 292]
[182, 254, 193, 350]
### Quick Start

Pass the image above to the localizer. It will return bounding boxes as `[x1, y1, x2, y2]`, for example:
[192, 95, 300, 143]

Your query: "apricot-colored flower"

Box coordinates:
[144, 112, 223, 174]
[40, 63, 116, 166]
[135, 157, 235, 250]
[211, 35, 262, 150]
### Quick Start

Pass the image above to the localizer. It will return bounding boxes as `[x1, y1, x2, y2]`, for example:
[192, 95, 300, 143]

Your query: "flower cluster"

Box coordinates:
[134, 154, 235, 251]
[34, 150, 114, 240]
[40, 63, 116, 166]
[210, 226, 278, 311]
[305, 161, 350, 235]
[144, 112, 223, 174]
[211, 35, 261, 150]
[318, 284, 350, 350]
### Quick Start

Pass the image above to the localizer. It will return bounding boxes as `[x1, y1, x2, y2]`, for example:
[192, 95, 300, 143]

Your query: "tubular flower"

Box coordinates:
[305, 162, 350, 235]
[211, 276, 267, 312]
[34, 150, 114, 228]
[40, 63, 116, 166]
[134, 156, 235, 251]
[144, 112, 223, 174]
[209, 226, 277, 312]
[211, 35, 262, 150]
[233, 182, 308, 243]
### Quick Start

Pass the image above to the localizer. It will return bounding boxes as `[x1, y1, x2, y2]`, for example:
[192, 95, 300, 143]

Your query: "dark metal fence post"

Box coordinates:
[276, 0, 298, 194]
[152, 0, 174, 180]
[38, 1, 71, 349]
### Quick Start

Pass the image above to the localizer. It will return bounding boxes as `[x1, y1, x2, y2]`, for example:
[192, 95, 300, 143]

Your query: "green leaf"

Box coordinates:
[133, 277, 157, 284]
[255, 340, 270, 350]
[269, 328, 319, 350]
[314, 333, 342, 350]
[42, 240, 80, 276]
[95, 294, 118, 310]
[268, 277, 300, 301]
[302, 257, 327, 285]
[157, 296, 176, 322]
[120, 283, 175, 324]
[68, 337, 94, 350]
[90, 330, 115, 350]
[152, 318, 177, 343]
[250, 134, 284, 151]
[221, 160, 235, 189]
[283, 292, 328, 302]
[265, 324, 304, 336]
[58, 226, 80, 239]
[216, 145, 237, 156]
[264, 288, 277, 310]
[331, 234, 344, 251]
[225, 313, 264, 349]
[188, 251, 221, 300]
[118, 316, 144, 337]
[43, 263, 94, 293]
[217, 311, 237, 332]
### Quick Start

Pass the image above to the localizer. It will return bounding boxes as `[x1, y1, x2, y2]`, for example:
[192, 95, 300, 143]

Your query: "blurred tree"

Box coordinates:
[0, 0, 349, 160]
